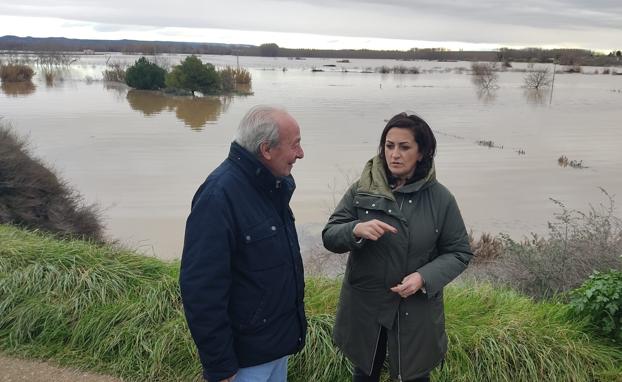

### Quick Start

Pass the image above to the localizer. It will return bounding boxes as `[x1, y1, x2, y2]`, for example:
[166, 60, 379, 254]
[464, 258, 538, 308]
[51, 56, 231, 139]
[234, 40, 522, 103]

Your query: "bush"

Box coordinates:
[471, 62, 499, 89]
[102, 62, 127, 82]
[218, 66, 253, 92]
[125, 57, 166, 90]
[166, 55, 221, 95]
[467, 191, 622, 299]
[0, 122, 103, 241]
[0, 64, 35, 82]
[524, 66, 553, 89]
[570, 270, 622, 342]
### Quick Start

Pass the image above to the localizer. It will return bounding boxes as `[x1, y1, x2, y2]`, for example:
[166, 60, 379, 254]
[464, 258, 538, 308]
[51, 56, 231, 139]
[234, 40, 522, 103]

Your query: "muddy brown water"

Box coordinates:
[2, 54, 621, 259]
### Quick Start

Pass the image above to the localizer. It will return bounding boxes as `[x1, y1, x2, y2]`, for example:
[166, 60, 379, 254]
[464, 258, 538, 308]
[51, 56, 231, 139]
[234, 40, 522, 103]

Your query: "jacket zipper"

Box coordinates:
[397, 304, 403, 382]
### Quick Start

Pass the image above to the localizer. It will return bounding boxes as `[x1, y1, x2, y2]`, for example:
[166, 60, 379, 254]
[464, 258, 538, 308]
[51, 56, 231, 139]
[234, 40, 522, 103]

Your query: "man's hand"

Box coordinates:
[219, 374, 236, 382]
[353, 219, 397, 241]
[390, 272, 424, 298]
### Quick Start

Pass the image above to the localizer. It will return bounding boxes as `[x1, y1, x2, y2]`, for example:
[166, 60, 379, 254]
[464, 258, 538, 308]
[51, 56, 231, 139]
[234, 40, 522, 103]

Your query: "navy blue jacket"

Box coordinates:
[180, 142, 307, 382]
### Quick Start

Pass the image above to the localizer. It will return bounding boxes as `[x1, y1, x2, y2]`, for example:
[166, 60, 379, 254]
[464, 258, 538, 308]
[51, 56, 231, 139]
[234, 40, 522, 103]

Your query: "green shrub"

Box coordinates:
[570, 270, 622, 342]
[165, 55, 221, 95]
[125, 57, 166, 90]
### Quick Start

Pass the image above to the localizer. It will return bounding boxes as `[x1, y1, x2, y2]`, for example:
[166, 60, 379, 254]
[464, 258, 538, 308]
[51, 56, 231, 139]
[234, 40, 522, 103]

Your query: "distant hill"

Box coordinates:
[0, 35, 252, 55]
[1, 35, 619, 66]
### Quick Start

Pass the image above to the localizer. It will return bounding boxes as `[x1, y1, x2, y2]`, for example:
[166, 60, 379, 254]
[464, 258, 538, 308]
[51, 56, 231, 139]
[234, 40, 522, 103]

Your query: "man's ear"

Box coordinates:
[259, 141, 272, 161]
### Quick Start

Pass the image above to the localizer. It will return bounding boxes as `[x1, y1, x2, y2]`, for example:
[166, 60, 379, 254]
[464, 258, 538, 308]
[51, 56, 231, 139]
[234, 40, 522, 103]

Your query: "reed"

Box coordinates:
[0, 64, 35, 82]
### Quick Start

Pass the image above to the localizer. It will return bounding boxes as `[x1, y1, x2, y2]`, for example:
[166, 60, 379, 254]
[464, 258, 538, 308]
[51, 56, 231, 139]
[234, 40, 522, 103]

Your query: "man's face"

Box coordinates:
[261, 113, 304, 177]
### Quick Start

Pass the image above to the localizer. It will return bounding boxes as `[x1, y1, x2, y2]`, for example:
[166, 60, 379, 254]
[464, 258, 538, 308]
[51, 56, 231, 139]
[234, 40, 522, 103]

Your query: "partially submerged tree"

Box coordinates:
[165, 55, 221, 95]
[125, 56, 166, 90]
[524, 67, 553, 89]
[471, 62, 499, 89]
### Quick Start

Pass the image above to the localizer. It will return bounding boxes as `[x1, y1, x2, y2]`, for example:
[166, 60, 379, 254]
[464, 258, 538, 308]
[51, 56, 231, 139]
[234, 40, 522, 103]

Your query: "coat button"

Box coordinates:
[405, 312, 409, 316]
[263, 318, 267, 323]
[245, 235, 251, 241]
[409, 200, 412, 203]
[371, 203, 376, 207]
[388, 209, 392, 213]
[365, 210, 369, 214]
[271, 226, 276, 231]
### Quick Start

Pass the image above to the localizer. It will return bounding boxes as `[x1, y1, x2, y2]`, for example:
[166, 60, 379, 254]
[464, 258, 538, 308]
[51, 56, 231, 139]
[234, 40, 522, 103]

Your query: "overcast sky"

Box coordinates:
[1, 0, 620, 51]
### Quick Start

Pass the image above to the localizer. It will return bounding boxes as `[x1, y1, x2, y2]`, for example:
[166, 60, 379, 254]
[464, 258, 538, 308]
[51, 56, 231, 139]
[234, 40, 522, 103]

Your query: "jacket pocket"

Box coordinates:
[240, 220, 286, 271]
[230, 290, 267, 333]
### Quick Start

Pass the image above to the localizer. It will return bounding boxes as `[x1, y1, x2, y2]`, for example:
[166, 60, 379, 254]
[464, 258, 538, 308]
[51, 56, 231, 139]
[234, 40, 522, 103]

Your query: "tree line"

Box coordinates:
[1, 36, 620, 67]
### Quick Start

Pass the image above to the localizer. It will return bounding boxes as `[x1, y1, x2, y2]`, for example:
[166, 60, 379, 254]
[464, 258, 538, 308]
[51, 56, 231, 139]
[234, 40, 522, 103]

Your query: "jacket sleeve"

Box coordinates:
[416, 193, 473, 297]
[322, 182, 366, 254]
[179, 185, 238, 382]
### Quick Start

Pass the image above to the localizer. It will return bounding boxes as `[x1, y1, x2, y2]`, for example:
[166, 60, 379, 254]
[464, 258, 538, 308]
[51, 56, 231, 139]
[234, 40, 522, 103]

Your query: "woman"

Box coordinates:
[322, 112, 472, 382]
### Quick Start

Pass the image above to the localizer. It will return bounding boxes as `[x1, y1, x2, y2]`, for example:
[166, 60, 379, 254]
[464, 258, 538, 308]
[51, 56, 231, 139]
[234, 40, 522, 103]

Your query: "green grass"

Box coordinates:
[1, 224, 621, 381]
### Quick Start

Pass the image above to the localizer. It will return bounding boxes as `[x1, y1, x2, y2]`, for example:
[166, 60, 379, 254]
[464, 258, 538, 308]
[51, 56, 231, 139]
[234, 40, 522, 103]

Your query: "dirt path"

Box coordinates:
[0, 354, 122, 382]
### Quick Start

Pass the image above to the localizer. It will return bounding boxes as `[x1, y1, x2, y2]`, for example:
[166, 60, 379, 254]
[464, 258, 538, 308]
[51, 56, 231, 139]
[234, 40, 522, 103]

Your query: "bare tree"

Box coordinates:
[524, 67, 553, 89]
[471, 62, 499, 89]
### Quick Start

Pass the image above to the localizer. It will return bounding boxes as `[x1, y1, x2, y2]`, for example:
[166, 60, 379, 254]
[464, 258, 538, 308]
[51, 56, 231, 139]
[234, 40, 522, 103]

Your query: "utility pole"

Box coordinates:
[549, 60, 556, 105]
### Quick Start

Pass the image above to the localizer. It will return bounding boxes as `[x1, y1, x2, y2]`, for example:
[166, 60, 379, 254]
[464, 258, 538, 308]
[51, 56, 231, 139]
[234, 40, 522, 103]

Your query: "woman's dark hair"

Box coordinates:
[378, 112, 437, 182]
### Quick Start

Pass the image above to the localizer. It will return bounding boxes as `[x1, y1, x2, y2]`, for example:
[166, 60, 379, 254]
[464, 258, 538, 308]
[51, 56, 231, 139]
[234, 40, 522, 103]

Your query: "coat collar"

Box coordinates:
[227, 141, 296, 198]
[357, 155, 436, 200]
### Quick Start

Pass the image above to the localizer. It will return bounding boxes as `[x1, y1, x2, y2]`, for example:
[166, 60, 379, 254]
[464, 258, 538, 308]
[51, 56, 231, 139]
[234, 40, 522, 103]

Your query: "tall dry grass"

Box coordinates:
[0, 64, 35, 82]
[466, 190, 622, 299]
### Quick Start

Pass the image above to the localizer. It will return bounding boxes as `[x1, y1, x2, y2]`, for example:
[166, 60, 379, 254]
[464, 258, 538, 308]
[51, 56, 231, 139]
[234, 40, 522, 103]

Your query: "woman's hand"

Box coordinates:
[390, 272, 424, 298]
[353, 219, 397, 241]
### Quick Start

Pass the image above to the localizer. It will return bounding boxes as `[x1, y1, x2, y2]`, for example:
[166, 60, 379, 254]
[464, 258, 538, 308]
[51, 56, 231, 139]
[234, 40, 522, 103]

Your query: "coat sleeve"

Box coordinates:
[416, 193, 473, 297]
[179, 185, 238, 382]
[322, 182, 366, 254]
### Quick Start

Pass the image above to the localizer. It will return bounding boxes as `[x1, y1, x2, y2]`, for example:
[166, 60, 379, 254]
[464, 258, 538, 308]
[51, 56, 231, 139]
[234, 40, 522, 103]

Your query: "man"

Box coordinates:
[180, 105, 307, 382]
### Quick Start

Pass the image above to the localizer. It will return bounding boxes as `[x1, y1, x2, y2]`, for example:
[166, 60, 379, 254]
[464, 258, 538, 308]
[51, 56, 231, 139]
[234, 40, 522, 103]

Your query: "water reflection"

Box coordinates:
[476, 88, 498, 104]
[524, 89, 551, 105]
[103, 82, 129, 102]
[126, 90, 230, 130]
[1, 81, 36, 97]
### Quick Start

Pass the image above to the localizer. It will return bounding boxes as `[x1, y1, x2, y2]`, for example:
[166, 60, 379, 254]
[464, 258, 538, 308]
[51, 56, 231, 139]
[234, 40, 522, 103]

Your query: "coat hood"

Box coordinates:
[356, 155, 437, 200]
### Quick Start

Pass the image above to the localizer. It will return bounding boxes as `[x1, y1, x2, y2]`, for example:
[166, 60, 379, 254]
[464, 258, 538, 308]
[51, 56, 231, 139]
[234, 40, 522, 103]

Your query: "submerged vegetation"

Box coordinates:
[0, 122, 104, 241]
[1, 224, 621, 381]
[466, 189, 622, 300]
[0, 64, 34, 83]
[104, 55, 253, 96]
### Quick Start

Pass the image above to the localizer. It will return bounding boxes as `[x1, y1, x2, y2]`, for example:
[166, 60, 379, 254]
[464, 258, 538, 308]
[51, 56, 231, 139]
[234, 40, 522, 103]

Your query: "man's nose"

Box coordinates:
[297, 145, 304, 159]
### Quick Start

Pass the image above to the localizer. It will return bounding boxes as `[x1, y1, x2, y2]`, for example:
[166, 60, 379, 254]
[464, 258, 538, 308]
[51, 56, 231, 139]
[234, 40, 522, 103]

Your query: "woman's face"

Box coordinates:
[384, 127, 423, 179]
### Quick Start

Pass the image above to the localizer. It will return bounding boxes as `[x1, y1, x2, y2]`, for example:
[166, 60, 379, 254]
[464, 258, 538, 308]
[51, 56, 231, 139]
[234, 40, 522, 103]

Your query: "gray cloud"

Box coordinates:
[0, 0, 620, 49]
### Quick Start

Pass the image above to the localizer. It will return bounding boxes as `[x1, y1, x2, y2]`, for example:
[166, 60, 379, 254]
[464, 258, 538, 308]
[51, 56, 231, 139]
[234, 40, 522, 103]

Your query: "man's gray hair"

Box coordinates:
[235, 105, 286, 156]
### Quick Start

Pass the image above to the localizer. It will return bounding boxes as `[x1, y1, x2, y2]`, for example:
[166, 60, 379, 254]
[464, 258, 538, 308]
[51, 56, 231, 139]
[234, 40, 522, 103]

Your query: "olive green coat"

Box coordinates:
[322, 156, 472, 380]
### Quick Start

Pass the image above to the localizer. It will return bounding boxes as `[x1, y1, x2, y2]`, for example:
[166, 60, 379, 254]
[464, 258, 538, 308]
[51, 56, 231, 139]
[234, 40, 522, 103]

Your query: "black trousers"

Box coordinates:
[352, 327, 430, 382]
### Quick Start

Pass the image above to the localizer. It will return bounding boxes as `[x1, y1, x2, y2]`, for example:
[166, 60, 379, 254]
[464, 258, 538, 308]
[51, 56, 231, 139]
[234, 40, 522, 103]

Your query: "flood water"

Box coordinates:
[1, 53, 621, 259]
